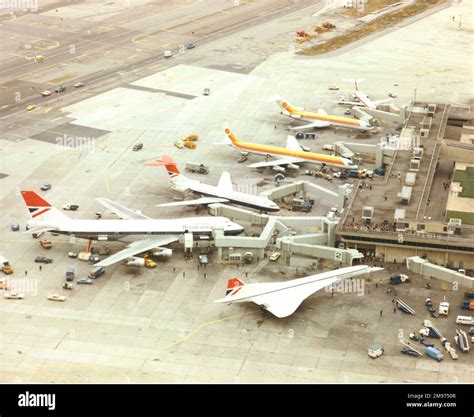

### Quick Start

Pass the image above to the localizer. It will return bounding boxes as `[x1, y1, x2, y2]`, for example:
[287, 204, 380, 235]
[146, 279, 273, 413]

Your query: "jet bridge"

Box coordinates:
[259, 180, 350, 209]
[208, 203, 363, 265]
[406, 256, 474, 289]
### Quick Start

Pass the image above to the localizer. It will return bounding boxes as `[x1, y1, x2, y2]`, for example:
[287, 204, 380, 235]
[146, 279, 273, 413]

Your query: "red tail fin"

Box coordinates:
[145, 155, 180, 177]
[21, 191, 51, 218]
[226, 277, 245, 296]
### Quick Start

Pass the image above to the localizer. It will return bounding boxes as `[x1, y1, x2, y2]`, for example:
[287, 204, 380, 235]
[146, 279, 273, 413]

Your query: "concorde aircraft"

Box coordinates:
[214, 265, 383, 318]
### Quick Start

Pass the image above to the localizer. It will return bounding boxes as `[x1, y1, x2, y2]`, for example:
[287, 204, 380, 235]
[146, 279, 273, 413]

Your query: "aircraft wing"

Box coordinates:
[373, 98, 393, 105]
[96, 198, 151, 220]
[95, 235, 179, 267]
[217, 171, 233, 191]
[285, 135, 303, 151]
[24, 225, 59, 234]
[333, 99, 362, 106]
[156, 197, 229, 207]
[289, 120, 331, 129]
[247, 156, 305, 169]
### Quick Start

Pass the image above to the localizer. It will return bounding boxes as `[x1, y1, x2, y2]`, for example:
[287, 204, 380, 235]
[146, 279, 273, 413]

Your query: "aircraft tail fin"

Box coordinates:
[145, 156, 183, 181]
[20, 191, 69, 223]
[224, 127, 241, 147]
[226, 277, 245, 296]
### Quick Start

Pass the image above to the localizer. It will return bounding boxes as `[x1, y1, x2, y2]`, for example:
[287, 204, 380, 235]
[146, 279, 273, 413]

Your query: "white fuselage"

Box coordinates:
[27, 216, 244, 241]
[223, 265, 371, 303]
[182, 179, 280, 212]
[354, 91, 377, 109]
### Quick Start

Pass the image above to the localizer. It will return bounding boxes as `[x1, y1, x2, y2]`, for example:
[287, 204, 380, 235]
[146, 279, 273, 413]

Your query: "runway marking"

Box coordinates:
[50, 117, 64, 122]
[127, 54, 137, 60]
[155, 310, 259, 353]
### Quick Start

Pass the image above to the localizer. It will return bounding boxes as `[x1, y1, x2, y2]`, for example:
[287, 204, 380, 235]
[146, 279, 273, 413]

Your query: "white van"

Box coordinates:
[456, 315, 473, 325]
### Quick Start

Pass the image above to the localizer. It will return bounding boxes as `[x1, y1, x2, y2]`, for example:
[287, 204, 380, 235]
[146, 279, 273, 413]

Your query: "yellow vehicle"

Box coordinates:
[40, 240, 52, 249]
[184, 141, 196, 149]
[174, 140, 184, 149]
[184, 135, 199, 142]
[47, 294, 66, 302]
[26, 104, 36, 111]
[1, 265, 13, 274]
[0, 278, 9, 289]
[145, 258, 157, 268]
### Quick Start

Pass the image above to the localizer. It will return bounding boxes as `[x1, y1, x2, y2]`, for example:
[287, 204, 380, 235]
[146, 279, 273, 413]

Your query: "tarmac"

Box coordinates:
[0, 0, 473, 383]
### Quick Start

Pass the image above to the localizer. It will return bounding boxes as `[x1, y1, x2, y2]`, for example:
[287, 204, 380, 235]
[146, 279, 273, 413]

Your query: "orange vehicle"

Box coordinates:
[40, 240, 52, 249]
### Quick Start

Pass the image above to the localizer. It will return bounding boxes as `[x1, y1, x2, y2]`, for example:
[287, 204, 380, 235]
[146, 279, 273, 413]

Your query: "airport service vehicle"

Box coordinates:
[63, 282, 73, 290]
[388, 91, 397, 98]
[409, 333, 420, 342]
[147, 156, 279, 212]
[41, 90, 52, 97]
[198, 254, 208, 266]
[0, 278, 8, 290]
[455, 329, 469, 352]
[419, 327, 438, 339]
[0, 257, 13, 275]
[40, 184, 51, 191]
[78, 252, 91, 261]
[132, 143, 143, 151]
[390, 274, 410, 285]
[35, 256, 52, 264]
[203, 88, 210, 96]
[88, 267, 105, 279]
[461, 300, 474, 310]
[328, 85, 339, 91]
[456, 315, 473, 325]
[68, 252, 78, 258]
[124, 257, 156, 268]
[425, 298, 439, 318]
[48, 294, 66, 302]
[224, 127, 358, 171]
[270, 252, 281, 262]
[184, 162, 210, 175]
[274, 96, 373, 131]
[336, 79, 392, 110]
[243, 252, 253, 264]
[164, 50, 172, 58]
[333, 171, 348, 179]
[419, 338, 435, 347]
[66, 266, 75, 282]
[74, 82, 84, 88]
[77, 277, 93, 285]
[34, 54, 44, 62]
[401, 347, 421, 357]
[55, 85, 65, 93]
[292, 198, 313, 212]
[214, 265, 383, 318]
[62, 204, 79, 211]
[424, 346, 444, 362]
[89, 254, 101, 264]
[11, 223, 20, 231]
[40, 240, 52, 249]
[21, 191, 244, 267]
[368, 344, 384, 358]
[438, 301, 449, 316]
[4, 292, 24, 300]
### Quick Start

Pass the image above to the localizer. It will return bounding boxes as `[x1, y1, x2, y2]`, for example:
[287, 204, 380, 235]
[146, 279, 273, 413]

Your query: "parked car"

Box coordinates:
[35, 256, 53, 264]
[77, 277, 93, 285]
[55, 85, 65, 93]
[40, 183, 51, 191]
[328, 85, 339, 90]
[11, 223, 20, 232]
[62, 204, 79, 211]
[68, 252, 78, 258]
[47, 294, 66, 302]
[26, 104, 36, 111]
[269, 252, 281, 261]
[41, 90, 52, 97]
[132, 143, 143, 151]
[4, 292, 24, 300]
[74, 82, 84, 88]
[89, 254, 101, 264]
[186, 43, 195, 49]
[425, 346, 444, 362]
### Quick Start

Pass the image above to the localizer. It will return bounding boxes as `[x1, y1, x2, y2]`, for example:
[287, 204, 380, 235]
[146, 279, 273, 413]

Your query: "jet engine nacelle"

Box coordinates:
[171, 184, 189, 193]
[272, 165, 286, 173]
[286, 163, 300, 170]
[151, 248, 173, 259]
